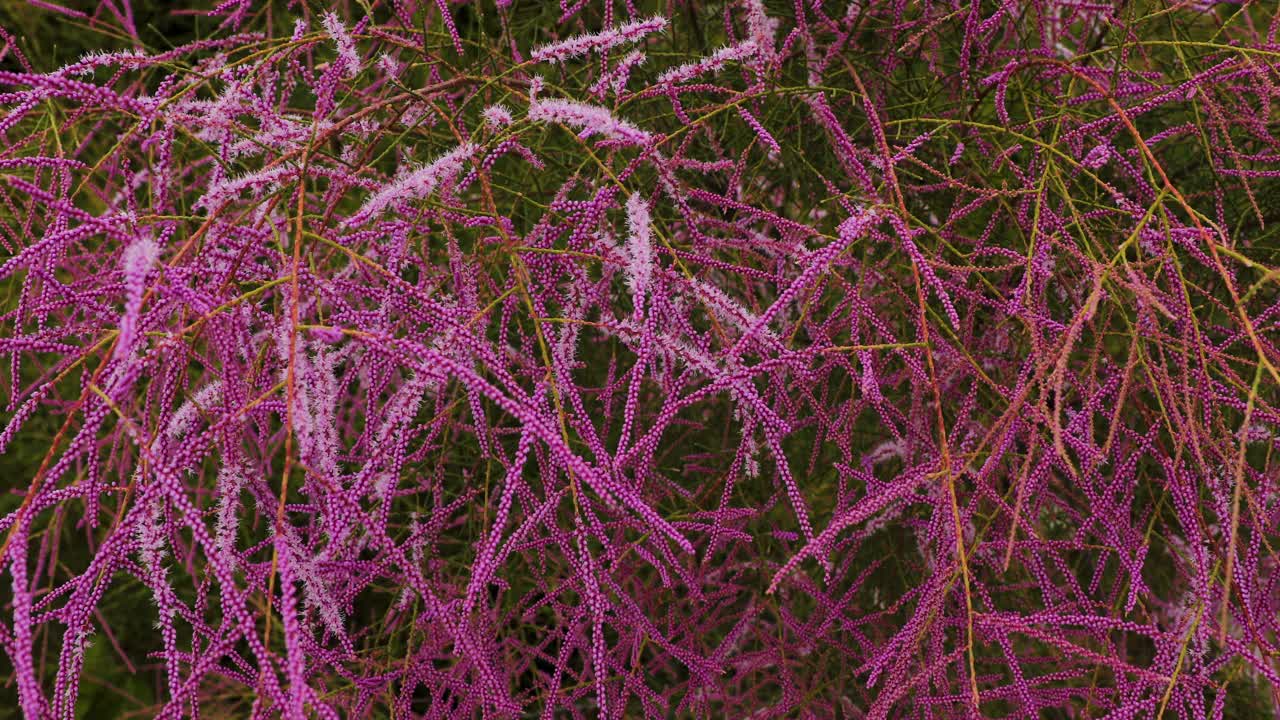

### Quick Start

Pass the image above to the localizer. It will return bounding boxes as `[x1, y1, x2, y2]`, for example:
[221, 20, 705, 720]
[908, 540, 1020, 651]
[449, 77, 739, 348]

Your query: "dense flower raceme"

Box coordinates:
[1, 1, 1279, 718]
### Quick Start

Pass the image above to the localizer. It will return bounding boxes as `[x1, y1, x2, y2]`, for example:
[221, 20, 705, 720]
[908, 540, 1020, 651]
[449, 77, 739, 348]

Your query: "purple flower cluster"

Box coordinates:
[1, 1, 1278, 718]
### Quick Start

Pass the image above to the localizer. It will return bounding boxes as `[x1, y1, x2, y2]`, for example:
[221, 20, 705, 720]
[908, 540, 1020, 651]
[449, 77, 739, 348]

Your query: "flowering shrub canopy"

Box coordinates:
[1, 0, 1278, 718]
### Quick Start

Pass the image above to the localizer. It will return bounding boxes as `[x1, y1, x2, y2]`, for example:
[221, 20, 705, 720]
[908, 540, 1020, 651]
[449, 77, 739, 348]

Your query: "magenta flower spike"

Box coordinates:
[530, 15, 667, 65]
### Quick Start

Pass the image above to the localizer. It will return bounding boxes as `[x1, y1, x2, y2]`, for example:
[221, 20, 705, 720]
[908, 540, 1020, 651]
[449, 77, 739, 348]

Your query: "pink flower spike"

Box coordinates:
[321, 12, 360, 78]
[656, 41, 757, 86]
[531, 15, 667, 64]
[527, 97, 651, 145]
[624, 192, 654, 310]
[345, 143, 478, 225]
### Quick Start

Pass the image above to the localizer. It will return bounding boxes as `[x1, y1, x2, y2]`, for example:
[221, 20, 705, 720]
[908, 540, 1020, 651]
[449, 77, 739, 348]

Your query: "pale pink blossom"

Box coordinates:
[531, 15, 667, 64]
[345, 143, 478, 225]
[527, 97, 651, 145]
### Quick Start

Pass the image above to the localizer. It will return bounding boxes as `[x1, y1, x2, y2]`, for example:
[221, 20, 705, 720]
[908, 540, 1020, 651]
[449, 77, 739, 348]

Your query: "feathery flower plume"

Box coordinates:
[345, 143, 477, 225]
[113, 236, 159, 362]
[531, 15, 667, 64]
[656, 41, 757, 86]
[743, 0, 779, 66]
[321, 12, 360, 78]
[624, 192, 654, 309]
[527, 96, 652, 145]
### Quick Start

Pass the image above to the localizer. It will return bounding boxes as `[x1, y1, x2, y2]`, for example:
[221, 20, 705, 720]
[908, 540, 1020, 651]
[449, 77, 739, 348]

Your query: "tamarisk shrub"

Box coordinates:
[1, 0, 1279, 717]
